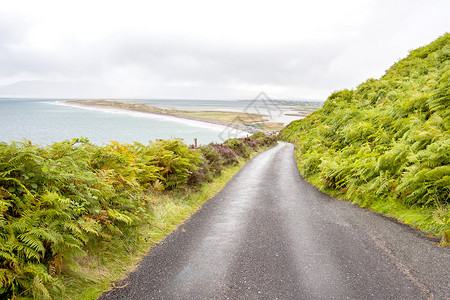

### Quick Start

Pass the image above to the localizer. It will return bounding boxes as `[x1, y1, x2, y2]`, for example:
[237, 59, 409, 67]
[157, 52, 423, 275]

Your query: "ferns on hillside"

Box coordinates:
[280, 33, 449, 234]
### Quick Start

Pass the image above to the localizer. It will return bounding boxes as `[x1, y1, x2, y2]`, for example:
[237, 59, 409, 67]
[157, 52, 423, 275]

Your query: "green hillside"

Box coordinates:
[280, 33, 449, 238]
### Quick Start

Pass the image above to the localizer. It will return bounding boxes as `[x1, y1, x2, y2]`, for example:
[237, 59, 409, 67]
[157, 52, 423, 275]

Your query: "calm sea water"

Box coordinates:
[0, 98, 246, 146]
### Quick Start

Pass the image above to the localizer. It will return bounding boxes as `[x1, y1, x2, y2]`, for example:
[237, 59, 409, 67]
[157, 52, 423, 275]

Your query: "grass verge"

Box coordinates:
[303, 172, 450, 244]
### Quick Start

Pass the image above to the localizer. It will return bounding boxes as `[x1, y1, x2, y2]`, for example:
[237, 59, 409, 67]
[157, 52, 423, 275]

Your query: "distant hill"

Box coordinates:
[0, 80, 121, 98]
[280, 33, 449, 235]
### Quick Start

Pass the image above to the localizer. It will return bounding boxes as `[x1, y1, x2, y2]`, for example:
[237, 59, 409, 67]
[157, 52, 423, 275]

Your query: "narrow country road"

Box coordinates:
[99, 142, 449, 300]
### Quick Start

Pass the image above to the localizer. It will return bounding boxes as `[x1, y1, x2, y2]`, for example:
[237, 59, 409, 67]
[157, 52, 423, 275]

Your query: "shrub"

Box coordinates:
[144, 139, 202, 189]
[224, 139, 249, 158]
[200, 145, 223, 175]
[187, 158, 211, 186]
[249, 132, 278, 147]
[210, 144, 239, 165]
[249, 132, 267, 140]
[241, 137, 260, 150]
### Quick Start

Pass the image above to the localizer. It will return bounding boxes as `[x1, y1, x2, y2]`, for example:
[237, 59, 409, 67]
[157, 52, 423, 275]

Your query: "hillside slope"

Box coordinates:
[280, 33, 449, 237]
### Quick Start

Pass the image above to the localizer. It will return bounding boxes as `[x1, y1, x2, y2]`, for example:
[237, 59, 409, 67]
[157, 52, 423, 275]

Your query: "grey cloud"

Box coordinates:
[104, 32, 348, 90]
[1, 0, 448, 100]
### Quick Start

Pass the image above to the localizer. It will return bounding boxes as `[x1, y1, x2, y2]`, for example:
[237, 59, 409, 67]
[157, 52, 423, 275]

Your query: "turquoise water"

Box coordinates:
[0, 98, 242, 146]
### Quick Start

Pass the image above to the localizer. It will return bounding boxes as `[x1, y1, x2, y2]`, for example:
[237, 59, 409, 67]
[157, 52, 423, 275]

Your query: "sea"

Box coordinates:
[0, 98, 312, 146]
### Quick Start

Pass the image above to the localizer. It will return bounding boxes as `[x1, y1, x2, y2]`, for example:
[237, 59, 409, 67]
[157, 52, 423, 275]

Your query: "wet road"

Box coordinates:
[99, 142, 449, 299]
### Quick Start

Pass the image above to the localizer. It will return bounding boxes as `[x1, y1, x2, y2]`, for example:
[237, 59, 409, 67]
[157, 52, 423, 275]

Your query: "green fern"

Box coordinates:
[280, 33, 450, 235]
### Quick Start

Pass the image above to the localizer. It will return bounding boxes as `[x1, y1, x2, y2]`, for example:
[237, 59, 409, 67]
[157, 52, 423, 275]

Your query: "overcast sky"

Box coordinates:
[0, 0, 449, 100]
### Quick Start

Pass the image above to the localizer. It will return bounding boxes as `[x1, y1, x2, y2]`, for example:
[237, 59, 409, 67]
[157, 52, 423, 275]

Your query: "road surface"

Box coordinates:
[99, 142, 449, 299]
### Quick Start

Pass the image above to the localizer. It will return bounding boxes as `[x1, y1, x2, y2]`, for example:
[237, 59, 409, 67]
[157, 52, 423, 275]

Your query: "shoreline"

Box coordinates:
[63, 100, 271, 135]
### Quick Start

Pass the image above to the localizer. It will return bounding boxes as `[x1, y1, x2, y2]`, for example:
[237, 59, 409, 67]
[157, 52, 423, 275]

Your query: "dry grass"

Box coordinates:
[258, 122, 285, 131]
[178, 111, 265, 124]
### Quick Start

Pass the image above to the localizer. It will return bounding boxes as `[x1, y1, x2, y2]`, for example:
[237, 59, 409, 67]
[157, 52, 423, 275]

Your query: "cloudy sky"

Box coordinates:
[0, 0, 449, 100]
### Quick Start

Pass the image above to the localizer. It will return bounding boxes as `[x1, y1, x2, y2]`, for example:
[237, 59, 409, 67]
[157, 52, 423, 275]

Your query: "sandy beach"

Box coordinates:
[64, 100, 271, 135]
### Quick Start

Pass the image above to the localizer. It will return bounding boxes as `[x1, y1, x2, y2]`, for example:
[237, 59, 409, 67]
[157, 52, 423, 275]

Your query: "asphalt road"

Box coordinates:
[99, 142, 449, 300]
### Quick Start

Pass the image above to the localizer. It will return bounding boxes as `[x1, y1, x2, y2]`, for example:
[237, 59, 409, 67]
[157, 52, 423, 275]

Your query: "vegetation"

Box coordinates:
[0, 133, 277, 299]
[280, 33, 450, 239]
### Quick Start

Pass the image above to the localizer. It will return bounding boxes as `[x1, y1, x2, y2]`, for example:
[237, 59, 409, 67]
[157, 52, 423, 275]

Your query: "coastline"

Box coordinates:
[62, 100, 271, 135]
